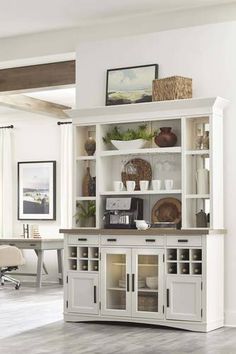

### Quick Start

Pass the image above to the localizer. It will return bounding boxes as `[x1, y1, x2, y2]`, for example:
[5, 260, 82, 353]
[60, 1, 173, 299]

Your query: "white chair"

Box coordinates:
[0, 245, 25, 289]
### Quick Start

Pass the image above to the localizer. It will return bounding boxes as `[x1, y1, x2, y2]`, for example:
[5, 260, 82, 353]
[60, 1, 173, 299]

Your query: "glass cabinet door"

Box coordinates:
[101, 248, 132, 317]
[132, 249, 164, 319]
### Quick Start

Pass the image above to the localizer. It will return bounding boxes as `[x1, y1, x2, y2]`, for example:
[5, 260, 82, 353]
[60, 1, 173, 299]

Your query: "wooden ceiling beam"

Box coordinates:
[0, 94, 70, 118]
[0, 60, 75, 93]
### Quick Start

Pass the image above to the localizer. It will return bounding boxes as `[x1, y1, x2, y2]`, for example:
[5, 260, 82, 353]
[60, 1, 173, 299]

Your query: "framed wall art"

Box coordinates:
[18, 161, 56, 220]
[106, 64, 158, 106]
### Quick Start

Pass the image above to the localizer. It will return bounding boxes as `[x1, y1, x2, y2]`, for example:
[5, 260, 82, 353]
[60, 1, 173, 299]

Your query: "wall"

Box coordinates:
[0, 111, 61, 282]
[0, 2, 236, 67]
[76, 21, 236, 325]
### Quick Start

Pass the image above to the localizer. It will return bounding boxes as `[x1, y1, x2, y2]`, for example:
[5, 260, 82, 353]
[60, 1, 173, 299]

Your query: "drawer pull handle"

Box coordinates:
[127, 274, 130, 292]
[167, 289, 170, 307]
[9, 243, 16, 246]
[30, 244, 36, 247]
[94, 285, 97, 303]
[178, 239, 188, 243]
[145, 239, 156, 243]
[132, 274, 135, 292]
[78, 238, 87, 242]
[107, 238, 117, 242]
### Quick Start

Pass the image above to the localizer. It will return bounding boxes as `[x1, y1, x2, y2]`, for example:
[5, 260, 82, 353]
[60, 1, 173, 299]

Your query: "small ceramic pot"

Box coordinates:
[86, 216, 96, 228]
[154, 127, 177, 147]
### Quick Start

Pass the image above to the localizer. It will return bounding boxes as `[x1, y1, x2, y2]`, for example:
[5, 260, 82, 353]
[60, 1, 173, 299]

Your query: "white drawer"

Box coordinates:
[67, 235, 99, 245]
[166, 235, 202, 247]
[101, 235, 164, 247]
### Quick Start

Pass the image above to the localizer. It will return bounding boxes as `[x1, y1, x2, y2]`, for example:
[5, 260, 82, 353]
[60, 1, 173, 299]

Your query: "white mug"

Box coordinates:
[139, 180, 149, 191]
[152, 179, 162, 190]
[126, 180, 136, 192]
[135, 220, 151, 230]
[113, 181, 123, 192]
[164, 179, 174, 190]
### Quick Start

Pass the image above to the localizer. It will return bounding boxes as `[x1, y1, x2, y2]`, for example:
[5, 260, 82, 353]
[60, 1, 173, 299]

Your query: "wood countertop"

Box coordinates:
[60, 228, 226, 236]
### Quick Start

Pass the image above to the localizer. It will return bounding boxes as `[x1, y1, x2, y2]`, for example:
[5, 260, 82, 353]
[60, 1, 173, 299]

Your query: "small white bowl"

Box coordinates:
[111, 139, 146, 150]
[146, 277, 158, 289]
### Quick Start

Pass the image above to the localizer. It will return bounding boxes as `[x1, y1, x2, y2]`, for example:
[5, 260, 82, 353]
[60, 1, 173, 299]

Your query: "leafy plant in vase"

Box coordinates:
[75, 201, 96, 228]
[103, 124, 154, 150]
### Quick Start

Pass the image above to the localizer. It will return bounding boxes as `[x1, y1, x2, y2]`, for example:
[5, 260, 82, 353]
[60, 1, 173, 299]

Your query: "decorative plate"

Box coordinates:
[121, 158, 152, 190]
[151, 198, 181, 224]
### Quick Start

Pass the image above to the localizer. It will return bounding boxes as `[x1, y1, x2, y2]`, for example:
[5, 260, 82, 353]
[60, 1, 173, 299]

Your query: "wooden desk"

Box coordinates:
[0, 238, 64, 288]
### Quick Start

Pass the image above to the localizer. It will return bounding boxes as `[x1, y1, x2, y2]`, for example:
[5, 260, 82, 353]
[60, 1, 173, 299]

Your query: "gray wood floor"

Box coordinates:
[0, 283, 236, 354]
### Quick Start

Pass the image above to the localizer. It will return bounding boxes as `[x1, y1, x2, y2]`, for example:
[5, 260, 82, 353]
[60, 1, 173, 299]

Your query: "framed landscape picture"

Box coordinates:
[18, 161, 56, 220]
[106, 64, 158, 106]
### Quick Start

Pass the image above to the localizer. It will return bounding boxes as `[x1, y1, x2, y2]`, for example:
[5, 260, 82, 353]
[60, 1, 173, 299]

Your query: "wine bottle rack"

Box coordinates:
[67, 246, 99, 272]
[166, 248, 202, 276]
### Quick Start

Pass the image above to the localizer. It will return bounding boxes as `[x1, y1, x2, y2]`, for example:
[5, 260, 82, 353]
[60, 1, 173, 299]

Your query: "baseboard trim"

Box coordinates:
[224, 311, 236, 326]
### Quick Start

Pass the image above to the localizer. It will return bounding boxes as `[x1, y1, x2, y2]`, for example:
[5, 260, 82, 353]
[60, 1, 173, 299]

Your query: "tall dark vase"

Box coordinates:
[82, 167, 93, 196]
[154, 127, 177, 147]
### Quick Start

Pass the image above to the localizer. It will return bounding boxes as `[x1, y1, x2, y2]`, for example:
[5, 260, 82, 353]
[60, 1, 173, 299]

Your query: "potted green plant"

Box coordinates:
[75, 201, 96, 227]
[103, 124, 154, 150]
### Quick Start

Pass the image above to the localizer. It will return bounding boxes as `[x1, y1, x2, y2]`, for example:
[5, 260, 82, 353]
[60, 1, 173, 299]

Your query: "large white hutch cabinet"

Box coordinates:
[62, 97, 228, 332]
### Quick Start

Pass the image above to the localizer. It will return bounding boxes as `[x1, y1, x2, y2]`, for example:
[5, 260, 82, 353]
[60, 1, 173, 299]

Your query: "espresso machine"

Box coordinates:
[103, 197, 143, 229]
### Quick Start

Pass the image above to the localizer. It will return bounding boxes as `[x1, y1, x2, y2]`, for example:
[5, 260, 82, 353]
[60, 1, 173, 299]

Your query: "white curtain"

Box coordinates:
[0, 128, 13, 237]
[60, 123, 73, 228]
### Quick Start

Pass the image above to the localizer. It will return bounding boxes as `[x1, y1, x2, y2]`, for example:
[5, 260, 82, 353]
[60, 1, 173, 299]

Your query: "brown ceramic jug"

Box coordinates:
[196, 209, 207, 228]
[154, 127, 177, 147]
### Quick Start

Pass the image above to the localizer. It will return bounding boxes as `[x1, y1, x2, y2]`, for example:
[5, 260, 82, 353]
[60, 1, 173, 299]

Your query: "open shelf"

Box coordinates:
[72, 99, 225, 232]
[100, 146, 181, 157]
[185, 150, 209, 156]
[112, 263, 126, 266]
[100, 190, 181, 196]
[76, 196, 97, 201]
[76, 156, 96, 161]
[107, 287, 126, 291]
[186, 194, 210, 199]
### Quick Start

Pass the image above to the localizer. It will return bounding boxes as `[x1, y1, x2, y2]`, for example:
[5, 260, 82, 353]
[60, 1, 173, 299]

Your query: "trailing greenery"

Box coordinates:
[103, 124, 154, 144]
[74, 201, 96, 223]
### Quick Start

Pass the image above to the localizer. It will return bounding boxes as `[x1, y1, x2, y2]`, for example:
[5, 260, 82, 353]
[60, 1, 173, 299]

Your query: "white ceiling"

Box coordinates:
[0, 0, 235, 38]
[25, 88, 76, 108]
[0, 87, 76, 118]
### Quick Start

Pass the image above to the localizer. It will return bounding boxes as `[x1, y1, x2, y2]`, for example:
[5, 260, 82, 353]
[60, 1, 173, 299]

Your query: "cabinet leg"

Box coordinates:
[57, 249, 63, 285]
[36, 250, 44, 288]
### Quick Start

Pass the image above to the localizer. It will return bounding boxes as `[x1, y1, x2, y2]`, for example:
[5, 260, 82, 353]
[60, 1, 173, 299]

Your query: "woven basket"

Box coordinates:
[152, 76, 192, 101]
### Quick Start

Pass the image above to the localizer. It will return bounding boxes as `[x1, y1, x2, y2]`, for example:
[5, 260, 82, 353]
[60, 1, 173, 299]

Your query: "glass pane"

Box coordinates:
[106, 254, 126, 310]
[137, 254, 159, 313]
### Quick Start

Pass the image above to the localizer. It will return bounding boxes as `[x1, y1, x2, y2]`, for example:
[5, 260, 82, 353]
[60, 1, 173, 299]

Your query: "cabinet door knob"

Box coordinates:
[177, 239, 188, 243]
[78, 238, 87, 242]
[107, 238, 117, 242]
[9, 243, 16, 246]
[145, 239, 156, 243]
[30, 244, 36, 247]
